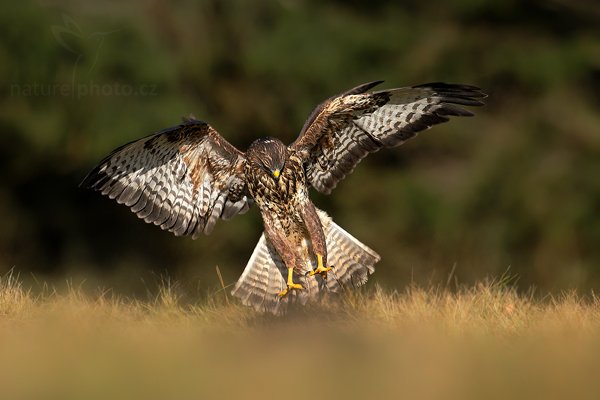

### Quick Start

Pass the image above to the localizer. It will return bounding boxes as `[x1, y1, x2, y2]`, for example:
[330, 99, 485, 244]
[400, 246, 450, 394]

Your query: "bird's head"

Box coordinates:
[246, 137, 288, 180]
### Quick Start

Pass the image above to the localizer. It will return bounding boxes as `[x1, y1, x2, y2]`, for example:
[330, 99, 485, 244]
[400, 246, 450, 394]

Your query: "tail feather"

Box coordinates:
[231, 209, 380, 314]
[322, 212, 380, 292]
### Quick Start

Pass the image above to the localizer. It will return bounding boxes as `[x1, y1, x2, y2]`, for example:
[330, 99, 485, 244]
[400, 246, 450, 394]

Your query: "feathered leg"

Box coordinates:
[263, 220, 303, 298]
[302, 201, 333, 278]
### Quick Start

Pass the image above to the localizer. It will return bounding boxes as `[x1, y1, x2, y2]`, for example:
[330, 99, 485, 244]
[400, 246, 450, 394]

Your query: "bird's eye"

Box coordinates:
[259, 161, 270, 172]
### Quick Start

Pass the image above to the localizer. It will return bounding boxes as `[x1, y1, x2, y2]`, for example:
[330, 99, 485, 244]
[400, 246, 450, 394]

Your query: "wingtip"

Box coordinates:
[343, 80, 385, 95]
[181, 114, 210, 126]
[181, 113, 197, 122]
[414, 82, 487, 99]
[78, 169, 97, 190]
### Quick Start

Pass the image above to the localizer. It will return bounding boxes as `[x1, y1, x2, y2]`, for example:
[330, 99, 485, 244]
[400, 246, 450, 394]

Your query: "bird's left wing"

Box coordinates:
[291, 82, 486, 194]
[81, 117, 251, 238]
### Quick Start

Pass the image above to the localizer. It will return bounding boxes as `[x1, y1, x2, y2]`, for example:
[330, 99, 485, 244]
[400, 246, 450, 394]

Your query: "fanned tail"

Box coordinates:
[231, 210, 380, 315]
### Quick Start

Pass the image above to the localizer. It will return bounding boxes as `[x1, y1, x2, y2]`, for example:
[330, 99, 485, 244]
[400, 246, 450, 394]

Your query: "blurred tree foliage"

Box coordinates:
[1, 0, 599, 294]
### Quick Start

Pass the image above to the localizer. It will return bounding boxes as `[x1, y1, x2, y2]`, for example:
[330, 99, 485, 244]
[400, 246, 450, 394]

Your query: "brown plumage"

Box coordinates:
[81, 81, 486, 314]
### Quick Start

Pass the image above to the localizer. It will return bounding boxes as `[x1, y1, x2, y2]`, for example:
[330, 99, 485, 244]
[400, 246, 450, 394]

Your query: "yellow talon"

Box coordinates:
[278, 267, 303, 298]
[309, 253, 333, 278]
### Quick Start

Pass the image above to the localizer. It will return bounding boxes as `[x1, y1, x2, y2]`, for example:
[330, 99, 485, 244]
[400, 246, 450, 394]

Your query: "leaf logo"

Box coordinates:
[51, 14, 119, 85]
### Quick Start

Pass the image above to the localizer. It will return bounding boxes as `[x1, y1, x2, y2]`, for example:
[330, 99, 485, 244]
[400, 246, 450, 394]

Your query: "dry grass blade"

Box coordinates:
[215, 265, 230, 305]
[1, 275, 600, 399]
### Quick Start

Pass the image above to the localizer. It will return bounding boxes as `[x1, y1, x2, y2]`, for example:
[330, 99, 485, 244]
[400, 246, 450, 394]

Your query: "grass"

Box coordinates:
[1, 274, 600, 400]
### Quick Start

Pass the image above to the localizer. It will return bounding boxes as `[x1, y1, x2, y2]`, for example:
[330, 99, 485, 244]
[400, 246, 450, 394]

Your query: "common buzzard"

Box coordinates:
[81, 81, 485, 314]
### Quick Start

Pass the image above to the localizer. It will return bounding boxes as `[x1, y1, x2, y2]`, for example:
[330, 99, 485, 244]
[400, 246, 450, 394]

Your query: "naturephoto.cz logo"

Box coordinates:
[11, 81, 157, 98]
[10, 14, 157, 99]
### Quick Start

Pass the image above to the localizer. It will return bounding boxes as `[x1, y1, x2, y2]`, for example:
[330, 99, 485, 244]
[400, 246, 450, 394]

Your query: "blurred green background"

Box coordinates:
[1, 0, 599, 296]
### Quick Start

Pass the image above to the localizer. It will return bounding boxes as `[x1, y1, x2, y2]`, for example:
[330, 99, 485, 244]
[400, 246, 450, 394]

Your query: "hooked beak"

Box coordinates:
[272, 169, 281, 179]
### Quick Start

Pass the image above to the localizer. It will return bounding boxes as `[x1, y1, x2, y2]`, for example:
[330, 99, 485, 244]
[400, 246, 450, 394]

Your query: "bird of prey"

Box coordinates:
[81, 81, 485, 314]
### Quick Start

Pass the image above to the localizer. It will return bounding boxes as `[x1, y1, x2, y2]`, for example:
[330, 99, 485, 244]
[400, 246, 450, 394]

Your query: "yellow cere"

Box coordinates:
[273, 169, 281, 178]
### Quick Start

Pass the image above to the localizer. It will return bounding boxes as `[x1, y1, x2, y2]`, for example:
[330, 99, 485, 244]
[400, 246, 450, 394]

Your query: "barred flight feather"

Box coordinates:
[294, 82, 486, 194]
[80, 118, 251, 238]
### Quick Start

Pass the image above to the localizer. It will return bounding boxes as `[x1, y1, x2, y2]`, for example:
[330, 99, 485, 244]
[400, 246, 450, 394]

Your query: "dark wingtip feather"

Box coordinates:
[436, 104, 476, 117]
[79, 165, 104, 190]
[413, 82, 488, 100]
[181, 114, 210, 125]
[79, 174, 92, 189]
[343, 80, 385, 95]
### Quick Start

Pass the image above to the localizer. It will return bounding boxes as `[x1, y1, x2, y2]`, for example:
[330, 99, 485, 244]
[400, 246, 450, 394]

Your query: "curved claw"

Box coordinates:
[309, 253, 333, 279]
[309, 265, 333, 278]
[277, 282, 303, 298]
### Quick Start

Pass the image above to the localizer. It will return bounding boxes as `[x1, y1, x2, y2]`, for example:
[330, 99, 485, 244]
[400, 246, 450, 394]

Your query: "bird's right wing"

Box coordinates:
[81, 117, 251, 238]
[291, 82, 486, 194]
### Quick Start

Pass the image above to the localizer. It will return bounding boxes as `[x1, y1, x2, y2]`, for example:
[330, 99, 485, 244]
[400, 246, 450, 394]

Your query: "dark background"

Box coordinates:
[1, 0, 599, 296]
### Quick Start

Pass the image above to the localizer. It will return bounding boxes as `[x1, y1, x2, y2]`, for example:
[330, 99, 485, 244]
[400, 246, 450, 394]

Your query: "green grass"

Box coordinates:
[1, 274, 600, 400]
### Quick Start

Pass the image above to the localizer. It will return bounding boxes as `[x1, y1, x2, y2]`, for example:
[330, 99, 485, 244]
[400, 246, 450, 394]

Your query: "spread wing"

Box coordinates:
[81, 117, 251, 238]
[291, 82, 486, 194]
